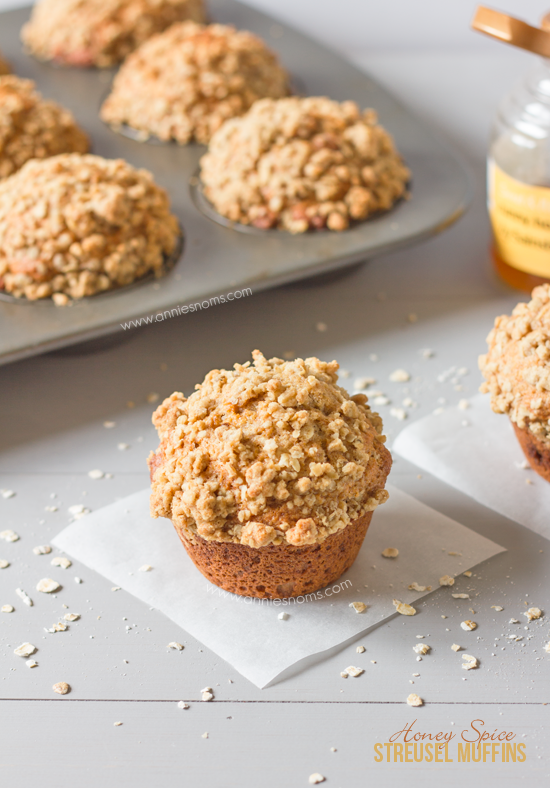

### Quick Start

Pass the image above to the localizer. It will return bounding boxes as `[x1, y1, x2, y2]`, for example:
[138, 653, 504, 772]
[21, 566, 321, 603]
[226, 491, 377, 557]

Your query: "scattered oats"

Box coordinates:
[0, 559, 9, 569]
[68, 504, 90, 519]
[413, 644, 430, 655]
[469, 608, 476, 615]
[112, 586, 121, 591]
[461, 620, 477, 631]
[416, 656, 422, 662]
[381, 547, 399, 559]
[458, 399, 470, 410]
[316, 322, 327, 332]
[491, 606, 504, 612]
[139, 564, 153, 572]
[416, 635, 425, 639]
[2, 604, 14, 613]
[463, 570, 472, 577]
[408, 582, 432, 592]
[44, 506, 58, 512]
[0, 529, 19, 542]
[389, 369, 410, 382]
[393, 599, 416, 616]
[373, 395, 390, 406]
[509, 618, 519, 624]
[88, 469, 104, 479]
[33, 545, 52, 555]
[402, 397, 417, 408]
[344, 665, 364, 677]
[524, 607, 542, 621]
[74, 577, 82, 584]
[168, 642, 184, 651]
[356, 646, 365, 653]
[201, 732, 208, 739]
[439, 575, 455, 587]
[309, 774, 325, 785]
[451, 644, 461, 652]
[350, 602, 367, 614]
[340, 671, 348, 679]
[177, 701, 189, 709]
[14, 643, 36, 657]
[53, 682, 70, 695]
[104, 421, 116, 428]
[354, 377, 376, 390]
[452, 594, 470, 599]
[51, 556, 71, 569]
[16, 588, 33, 606]
[64, 613, 80, 622]
[441, 615, 447, 619]
[278, 611, 289, 620]
[462, 654, 478, 670]
[406, 693, 423, 707]
[47, 622, 68, 633]
[202, 691, 214, 702]
[544, 642, 550, 654]
[26, 660, 38, 668]
[113, 721, 123, 726]
[1, 489, 15, 499]
[117, 443, 130, 451]
[390, 407, 407, 420]
[447, 551, 462, 556]
[147, 392, 160, 403]
[36, 578, 60, 594]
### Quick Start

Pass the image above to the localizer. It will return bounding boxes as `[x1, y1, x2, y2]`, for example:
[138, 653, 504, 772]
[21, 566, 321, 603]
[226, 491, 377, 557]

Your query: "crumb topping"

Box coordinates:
[101, 22, 289, 144]
[21, 0, 205, 68]
[0, 153, 180, 301]
[200, 96, 410, 233]
[149, 350, 391, 547]
[480, 284, 550, 444]
[0, 76, 88, 180]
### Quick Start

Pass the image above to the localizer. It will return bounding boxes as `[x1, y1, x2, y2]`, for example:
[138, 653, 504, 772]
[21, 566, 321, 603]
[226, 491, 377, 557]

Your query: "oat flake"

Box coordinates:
[389, 369, 411, 383]
[408, 582, 432, 592]
[356, 645, 365, 654]
[350, 602, 367, 614]
[168, 642, 184, 650]
[524, 607, 542, 621]
[381, 547, 399, 559]
[406, 693, 423, 707]
[309, 775, 325, 785]
[33, 545, 51, 555]
[0, 529, 19, 542]
[51, 556, 71, 569]
[15, 588, 33, 606]
[344, 665, 364, 677]
[2, 604, 14, 613]
[0, 559, 9, 569]
[14, 642, 36, 657]
[64, 613, 80, 622]
[413, 644, 430, 655]
[491, 606, 504, 612]
[393, 599, 416, 616]
[439, 575, 455, 587]
[36, 578, 60, 594]
[452, 594, 470, 599]
[53, 682, 70, 695]
[451, 644, 461, 652]
[26, 660, 38, 668]
[462, 654, 478, 670]
[461, 620, 477, 631]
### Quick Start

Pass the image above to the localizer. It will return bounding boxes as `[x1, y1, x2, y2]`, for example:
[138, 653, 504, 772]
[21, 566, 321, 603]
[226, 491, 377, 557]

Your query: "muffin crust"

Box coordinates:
[149, 350, 391, 548]
[480, 284, 550, 445]
[21, 0, 205, 67]
[0, 76, 89, 180]
[101, 22, 289, 145]
[200, 96, 410, 232]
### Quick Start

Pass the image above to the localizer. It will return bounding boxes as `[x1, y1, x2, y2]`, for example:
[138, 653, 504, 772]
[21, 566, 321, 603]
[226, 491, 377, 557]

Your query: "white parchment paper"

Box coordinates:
[52, 483, 504, 688]
[393, 394, 550, 540]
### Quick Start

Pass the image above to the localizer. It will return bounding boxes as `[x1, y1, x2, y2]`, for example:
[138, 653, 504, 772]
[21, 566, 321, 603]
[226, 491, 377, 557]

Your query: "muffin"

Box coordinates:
[480, 284, 550, 482]
[199, 96, 410, 233]
[0, 153, 180, 303]
[148, 350, 392, 598]
[100, 22, 289, 145]
[0, 76, 89, 180]
[21, 0, 205, 68]
[0, 52, 10, 76]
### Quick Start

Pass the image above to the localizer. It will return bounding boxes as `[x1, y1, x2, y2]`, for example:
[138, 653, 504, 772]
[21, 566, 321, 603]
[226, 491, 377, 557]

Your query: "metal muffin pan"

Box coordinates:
[0, 0, 473, 365]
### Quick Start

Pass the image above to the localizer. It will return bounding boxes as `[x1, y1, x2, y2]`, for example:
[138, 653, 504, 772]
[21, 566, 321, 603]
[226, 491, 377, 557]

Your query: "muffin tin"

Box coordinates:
[0, 1, 472, 365]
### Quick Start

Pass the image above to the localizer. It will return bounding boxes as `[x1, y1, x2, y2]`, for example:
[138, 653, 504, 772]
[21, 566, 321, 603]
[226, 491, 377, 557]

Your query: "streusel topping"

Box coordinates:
[0, 52, 10, 75]
[149, 350, 391, 547]
[0, 153, 180, 302]
[0, 76, 89, 180]
[200, 96, 410, 233]
[21, 0, 205, 68]
[480, 284, 550, 443]
[101, 22, 289, 145]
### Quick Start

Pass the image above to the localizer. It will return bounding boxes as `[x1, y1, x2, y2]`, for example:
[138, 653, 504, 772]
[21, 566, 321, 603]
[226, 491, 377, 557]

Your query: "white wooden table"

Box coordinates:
[1, 2, 549, 785]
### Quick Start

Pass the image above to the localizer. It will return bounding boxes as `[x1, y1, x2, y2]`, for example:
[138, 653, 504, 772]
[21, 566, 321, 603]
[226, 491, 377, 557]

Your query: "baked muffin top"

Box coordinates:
[480, 284, 550, 443]
[149, 350, 391, 548]
[0, 52, 10, 76]
[200, 96, 410, 233]
[21, 0, 205, 67]
[0, 76, 89, 180]
[0, 153, 180, 303]
[100, 22, 289, 145]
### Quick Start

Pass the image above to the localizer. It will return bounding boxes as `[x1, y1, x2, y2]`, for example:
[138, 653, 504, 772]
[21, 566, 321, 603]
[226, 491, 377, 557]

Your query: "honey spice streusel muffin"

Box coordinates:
[200, 96, 410, 232]
[100, 22, 289, 145]
[21, 0, 205, 68]
[148, 351, 392, 598]
[480, 284, 550, 482]
[0, 153, 180, 303]
[0, 76, 89, 180]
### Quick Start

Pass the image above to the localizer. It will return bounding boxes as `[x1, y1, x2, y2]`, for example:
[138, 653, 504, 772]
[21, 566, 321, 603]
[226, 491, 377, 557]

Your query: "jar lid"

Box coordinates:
[472, 6, 550, 57]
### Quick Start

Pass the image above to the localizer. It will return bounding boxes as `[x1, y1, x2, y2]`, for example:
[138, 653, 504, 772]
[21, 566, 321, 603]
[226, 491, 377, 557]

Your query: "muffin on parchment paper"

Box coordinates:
[21, 0, 205, 68]
[480, 284, 550, 482]
[199, 96, 410, 233]
[0, 76, 89, 180]
[0, 153, 180, 304]
[0, 51, 10, 76]
[148, 351, 392, 598]
[101, 22, 289, 144]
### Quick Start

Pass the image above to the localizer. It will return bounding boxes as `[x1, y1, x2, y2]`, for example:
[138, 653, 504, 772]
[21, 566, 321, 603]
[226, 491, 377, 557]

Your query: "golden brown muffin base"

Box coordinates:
[173, 512, 373, 599]
[513, 421, 550, 483]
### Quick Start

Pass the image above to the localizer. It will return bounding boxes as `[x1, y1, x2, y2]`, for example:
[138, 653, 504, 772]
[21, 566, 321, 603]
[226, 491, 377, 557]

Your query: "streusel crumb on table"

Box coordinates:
[200, 96, 410, 233]
[0, 76, 89, 180]
[101, 22, 289, 145]
[21, 0, 205, 68]
[149, 350, 391, 547]
[0, 153, 180, 303]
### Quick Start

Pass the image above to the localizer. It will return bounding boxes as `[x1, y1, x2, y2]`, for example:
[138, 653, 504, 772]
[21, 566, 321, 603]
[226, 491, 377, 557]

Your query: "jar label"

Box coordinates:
[488, 159, 550, 276]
